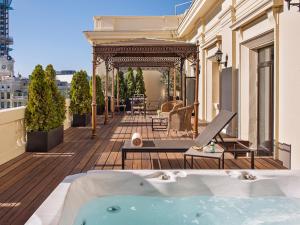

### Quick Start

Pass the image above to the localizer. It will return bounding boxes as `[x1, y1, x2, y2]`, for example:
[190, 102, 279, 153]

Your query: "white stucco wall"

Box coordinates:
[0, 107, 26, 165]
[279, 6, 300, 169]
[143, 70, 165, 103]
[0, 102, 72, 165]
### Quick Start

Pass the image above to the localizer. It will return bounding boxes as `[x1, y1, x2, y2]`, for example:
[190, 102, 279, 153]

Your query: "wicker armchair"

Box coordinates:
[161, 100, 183, 113]
[167, 105, 194, 135]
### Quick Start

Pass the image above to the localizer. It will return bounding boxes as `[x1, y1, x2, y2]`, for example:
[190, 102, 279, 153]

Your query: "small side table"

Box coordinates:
[184, 145, 225, 169]
[151, 116, 168, 131]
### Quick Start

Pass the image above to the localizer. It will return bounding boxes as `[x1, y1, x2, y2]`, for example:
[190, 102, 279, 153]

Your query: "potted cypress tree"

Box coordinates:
[114, 71, 127, 102]
[25, 65, 65, 152]
[125, 67, 135, 111]
[114, 71, 127, 111]
[70, 70, 91, 127]
[126, 67, 136, 98]
[90, 76, 105, 115]
[135, 67, 146, 95]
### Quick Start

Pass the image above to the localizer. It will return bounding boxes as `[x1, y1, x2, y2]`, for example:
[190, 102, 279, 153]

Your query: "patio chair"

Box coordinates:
[122, 110, 243, 169]
[161, 100, 183, 114]
[167, 105, 194, 136]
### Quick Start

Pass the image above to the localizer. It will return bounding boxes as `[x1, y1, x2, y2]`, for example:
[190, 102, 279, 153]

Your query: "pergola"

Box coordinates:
[91, 38, 200, 138]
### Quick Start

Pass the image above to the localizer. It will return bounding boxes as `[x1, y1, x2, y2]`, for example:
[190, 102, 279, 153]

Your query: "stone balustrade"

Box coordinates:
[0, 99, 72, 165]
[0, 107, 26, 165]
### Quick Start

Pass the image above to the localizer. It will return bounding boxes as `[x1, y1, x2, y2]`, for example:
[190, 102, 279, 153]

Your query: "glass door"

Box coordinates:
[257, 46, 274, 154]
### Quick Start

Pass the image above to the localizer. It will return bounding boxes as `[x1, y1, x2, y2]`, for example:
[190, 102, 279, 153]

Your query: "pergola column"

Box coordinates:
[173, 67, 176, 100]
[180, 59, 184, 101]
[104, 63, 109, 124]
[111, 68, 115, 117]
[193, 41, 200, 138]
[183, 71, 187, 106]
[167, 68, 170, 100]
[116, 67, 120, 110]
[91, 55, 97, 138]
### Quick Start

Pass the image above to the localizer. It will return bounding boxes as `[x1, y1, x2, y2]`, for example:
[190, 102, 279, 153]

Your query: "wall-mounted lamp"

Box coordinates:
[215, 48, 228, 68]
[285, 0, 300, 11]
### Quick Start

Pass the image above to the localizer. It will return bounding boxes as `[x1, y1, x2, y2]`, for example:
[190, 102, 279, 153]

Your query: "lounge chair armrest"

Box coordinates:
[236, 141, 256, 151]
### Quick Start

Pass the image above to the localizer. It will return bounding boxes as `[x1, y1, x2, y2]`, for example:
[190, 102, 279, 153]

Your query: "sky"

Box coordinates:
[10, 0, 191, 77]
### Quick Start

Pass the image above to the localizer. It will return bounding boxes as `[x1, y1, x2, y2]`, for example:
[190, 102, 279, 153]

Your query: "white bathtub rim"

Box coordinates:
[25, 170, 300, 225]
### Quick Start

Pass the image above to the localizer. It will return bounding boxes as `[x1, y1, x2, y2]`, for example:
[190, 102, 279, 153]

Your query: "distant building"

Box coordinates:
[56, 70, 76, 84]
[0, 0, 14, 78]
[56, 70, 76, 98]
[56, 79, 69, 98]
[0, 55, 14, 77]
[0, 75, 29, 109]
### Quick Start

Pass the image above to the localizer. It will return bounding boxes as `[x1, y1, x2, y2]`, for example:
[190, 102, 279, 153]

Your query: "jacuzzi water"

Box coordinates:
[74, 195, 300, 225]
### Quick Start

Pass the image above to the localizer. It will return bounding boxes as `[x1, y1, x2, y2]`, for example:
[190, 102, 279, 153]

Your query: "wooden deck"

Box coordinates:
[0, 114, 286, 225]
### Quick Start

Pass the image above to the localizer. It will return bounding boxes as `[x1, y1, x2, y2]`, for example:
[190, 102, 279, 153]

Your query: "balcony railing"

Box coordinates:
[0, 107, 26, 165]
[0, 99, 71, 165]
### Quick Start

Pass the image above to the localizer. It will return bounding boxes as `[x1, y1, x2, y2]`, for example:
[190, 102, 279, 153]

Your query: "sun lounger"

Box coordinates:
[122, 110, 238, 169]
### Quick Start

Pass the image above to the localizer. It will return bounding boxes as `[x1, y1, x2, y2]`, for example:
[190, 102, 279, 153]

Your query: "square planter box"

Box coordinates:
[26, 126, 64, 152]
[72, 114, 91, 127]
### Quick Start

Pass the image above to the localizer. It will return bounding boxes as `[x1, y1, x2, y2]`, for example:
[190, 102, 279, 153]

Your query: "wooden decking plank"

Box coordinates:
[0, 141, 75, 194]
[263, 158, 286, 169]
[5, 140, 96, 225]
[0, 127, 89, 222]
[0, 142, 83, 223]
[78, 115, 121, 172]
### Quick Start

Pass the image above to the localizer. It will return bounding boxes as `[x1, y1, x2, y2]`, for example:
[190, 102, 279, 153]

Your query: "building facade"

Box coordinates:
[178, 0, 300, 169]
[85, 0, 300, 169]
[0, 75, 28, 109]
[56, 70, 76, 98]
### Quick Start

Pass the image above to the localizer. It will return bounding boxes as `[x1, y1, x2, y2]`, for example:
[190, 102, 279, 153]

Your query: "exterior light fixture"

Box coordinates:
[285, 0, 300, 11]
[215, 48, 228, 68]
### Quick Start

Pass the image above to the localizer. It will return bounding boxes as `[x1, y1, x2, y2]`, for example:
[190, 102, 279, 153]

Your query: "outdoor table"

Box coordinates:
[121, 140, 194, 169]
[151, 115, 168, 131]
[184, 145, 225, 169]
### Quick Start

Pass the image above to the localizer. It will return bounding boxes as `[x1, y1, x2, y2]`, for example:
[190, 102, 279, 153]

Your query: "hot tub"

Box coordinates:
[26, 170, 300, 225]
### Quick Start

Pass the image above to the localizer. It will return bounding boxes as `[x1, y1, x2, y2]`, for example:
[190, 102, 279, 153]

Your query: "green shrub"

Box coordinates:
[25, 65, 57, 132]
[135, 67, 146, 96]
[90, 76, 104, 108]
[69, 70, 91, 115]
[45, 65, 66, 128]
[126, 67, 135, 98]
[114, 71, 127, 102]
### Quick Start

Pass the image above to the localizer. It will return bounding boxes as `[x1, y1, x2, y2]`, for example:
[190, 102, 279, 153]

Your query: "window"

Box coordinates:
[6, 92, 10, 99]
[18, 102, 22, 107]
[13, 102, 17, 107]
[0, 102, 4, 108]
[7, 102, 10, 108]
[1, 92, 4, 99]
[7, 85, 10, 89]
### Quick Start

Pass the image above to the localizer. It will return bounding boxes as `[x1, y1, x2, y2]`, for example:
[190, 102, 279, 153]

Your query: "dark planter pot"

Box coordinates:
[26, 126, 64, 152]
[108, 96, 111, 112]
[97, 105, 104, 115]
[125, 98, 131, 111]
[72, 114, 91, 127]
